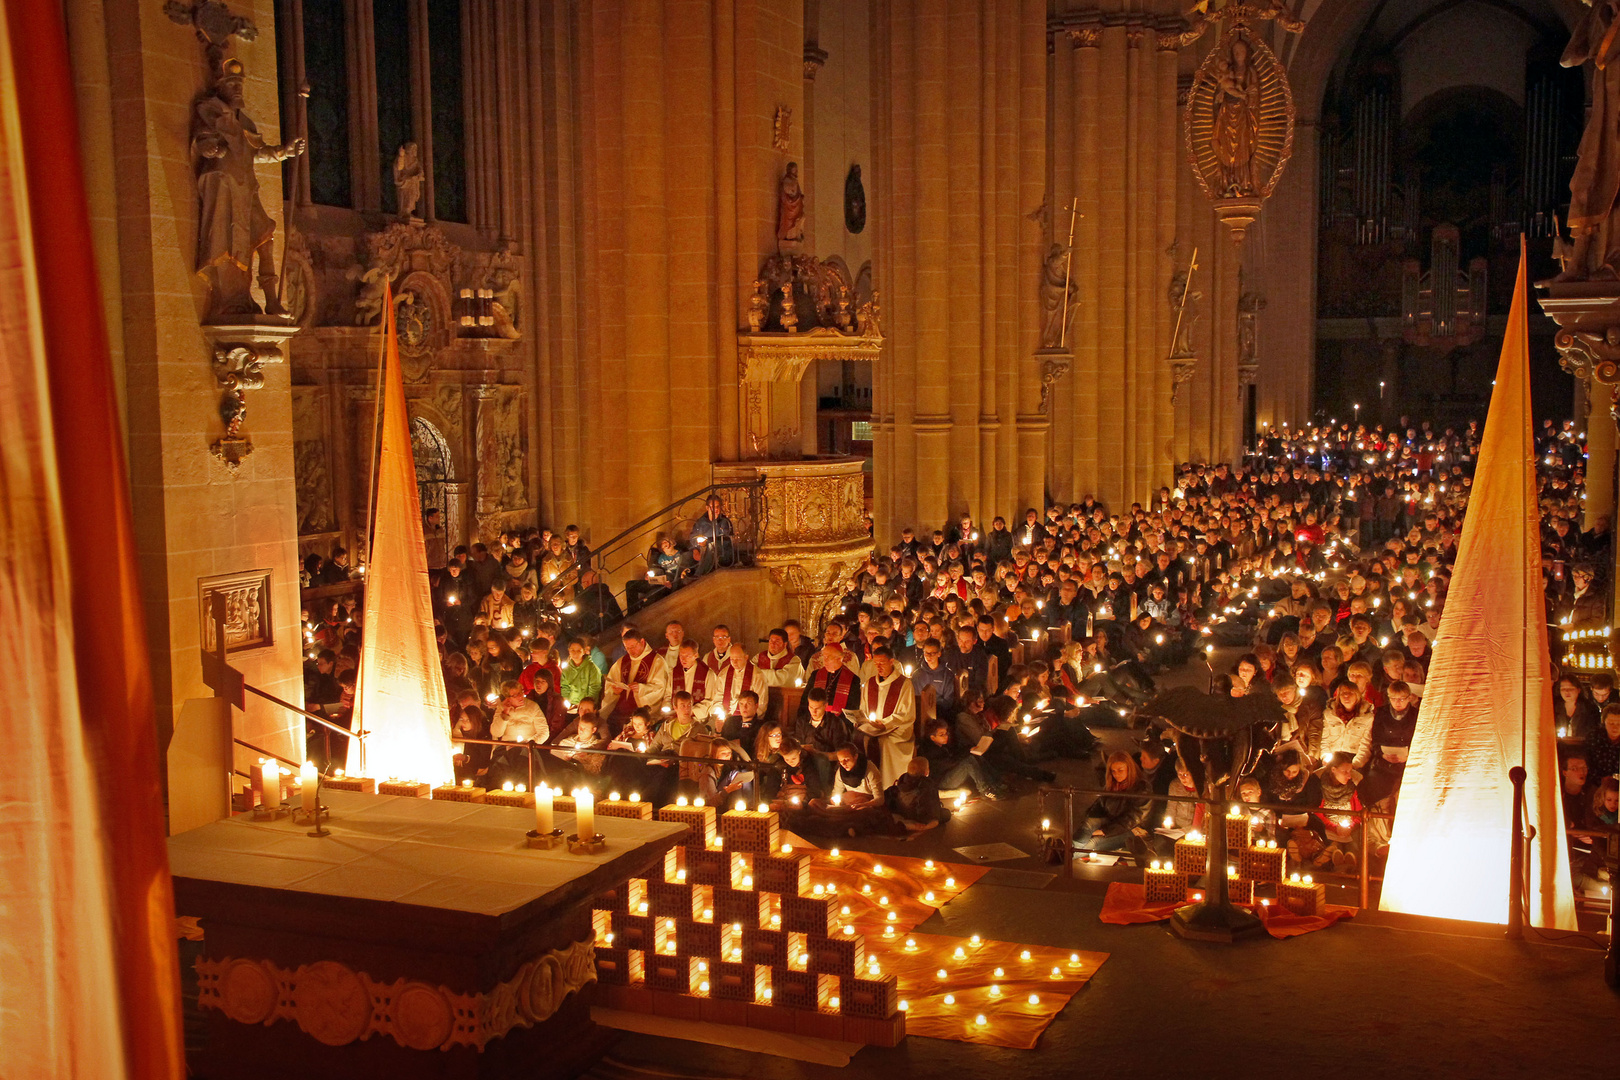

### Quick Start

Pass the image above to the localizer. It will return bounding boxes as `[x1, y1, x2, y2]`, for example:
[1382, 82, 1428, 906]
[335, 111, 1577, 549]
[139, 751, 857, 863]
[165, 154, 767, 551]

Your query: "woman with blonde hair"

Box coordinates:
[1073, 750, 1150, 860]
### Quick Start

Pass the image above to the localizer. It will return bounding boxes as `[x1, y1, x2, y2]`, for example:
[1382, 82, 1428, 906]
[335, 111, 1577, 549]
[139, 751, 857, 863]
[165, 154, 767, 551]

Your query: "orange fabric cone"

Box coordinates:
[349, 287, 453, 786]
[1380, 238, 1577, 929]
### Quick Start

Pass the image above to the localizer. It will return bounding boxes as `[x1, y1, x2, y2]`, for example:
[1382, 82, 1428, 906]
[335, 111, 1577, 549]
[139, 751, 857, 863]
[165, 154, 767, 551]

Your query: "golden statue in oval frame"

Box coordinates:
[1184, 19, 1296, 243]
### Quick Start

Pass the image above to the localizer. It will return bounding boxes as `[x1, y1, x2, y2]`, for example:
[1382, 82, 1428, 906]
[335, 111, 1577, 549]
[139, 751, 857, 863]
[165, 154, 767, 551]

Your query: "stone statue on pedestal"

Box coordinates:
[1170, 268, 1202, 359]
[393, 142, 425, 223]
[1552, 0, 1620, 281]
[191, 56, 305, 320]
[776, 162, 806, 248]
[1039, 244, 1079, 348]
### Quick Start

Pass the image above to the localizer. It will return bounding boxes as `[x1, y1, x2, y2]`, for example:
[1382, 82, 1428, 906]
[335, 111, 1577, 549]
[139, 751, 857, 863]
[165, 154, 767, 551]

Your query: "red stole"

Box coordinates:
[612, 650, 656, 717]
[813, 667, 857, 712]
[756, 650, 791, 671]
[719, 663, 756, 711]
[672, 662, 709, 701]
[864, 675, 904, 719]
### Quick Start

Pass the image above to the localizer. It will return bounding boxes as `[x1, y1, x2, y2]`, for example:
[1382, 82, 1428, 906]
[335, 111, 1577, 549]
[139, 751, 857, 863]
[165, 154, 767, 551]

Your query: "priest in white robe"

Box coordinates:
[855, 646, 916, 788]
[601, 629, 671, 726]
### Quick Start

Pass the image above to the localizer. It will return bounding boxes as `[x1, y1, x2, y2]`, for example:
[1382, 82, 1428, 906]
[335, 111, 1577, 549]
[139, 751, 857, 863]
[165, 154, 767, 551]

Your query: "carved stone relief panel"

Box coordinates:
[474, 385, 528, 525]
[199, 569, 273, 654]
[292, 387, 336, 535]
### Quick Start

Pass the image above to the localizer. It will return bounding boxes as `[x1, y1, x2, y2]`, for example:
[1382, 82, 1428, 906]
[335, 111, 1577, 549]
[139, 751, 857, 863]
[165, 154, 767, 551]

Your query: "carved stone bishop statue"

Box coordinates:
[1552, 0, 1620, 281]
[192, 56, 306, 321]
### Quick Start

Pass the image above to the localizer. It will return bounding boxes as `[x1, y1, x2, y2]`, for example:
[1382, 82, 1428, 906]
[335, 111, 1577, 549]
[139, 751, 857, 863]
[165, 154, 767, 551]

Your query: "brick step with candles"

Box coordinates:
[586, 809, 1109, 1050]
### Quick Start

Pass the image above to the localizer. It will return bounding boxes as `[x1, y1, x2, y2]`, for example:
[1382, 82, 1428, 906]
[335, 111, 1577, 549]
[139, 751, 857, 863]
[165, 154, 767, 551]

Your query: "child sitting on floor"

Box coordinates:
[886, 757, 950, 832]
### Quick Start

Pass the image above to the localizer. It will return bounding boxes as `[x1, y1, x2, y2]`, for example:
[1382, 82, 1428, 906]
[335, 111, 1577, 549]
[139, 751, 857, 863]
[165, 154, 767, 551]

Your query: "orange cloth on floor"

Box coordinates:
[867, 932, 1107, 1050]
[804, 850, 986, 936]
[1100, 883, 1354, 939]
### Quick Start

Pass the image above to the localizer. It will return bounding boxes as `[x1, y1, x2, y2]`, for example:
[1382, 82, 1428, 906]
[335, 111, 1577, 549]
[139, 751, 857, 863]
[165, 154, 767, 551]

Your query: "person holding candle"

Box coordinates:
[855, 647, 916, 788]
[1265, 748, 1325, 867]
[600, 628, 671, 724]
[1072, 751, 1151, 860]
[488, 679, 548, 786]
[560, 638, 605, 718]
[477, 634, 525, 702]
[553, 712, 609, 794]
[451, 696, 489, 785]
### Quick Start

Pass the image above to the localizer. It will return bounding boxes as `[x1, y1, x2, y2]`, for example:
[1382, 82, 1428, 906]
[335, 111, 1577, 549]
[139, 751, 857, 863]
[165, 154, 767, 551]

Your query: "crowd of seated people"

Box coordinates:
[298, 417, 1615, 888]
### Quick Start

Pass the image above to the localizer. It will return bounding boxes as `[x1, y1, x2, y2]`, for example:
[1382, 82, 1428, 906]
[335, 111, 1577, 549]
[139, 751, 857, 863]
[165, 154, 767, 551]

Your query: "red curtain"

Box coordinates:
[4, 1, 184, 1075]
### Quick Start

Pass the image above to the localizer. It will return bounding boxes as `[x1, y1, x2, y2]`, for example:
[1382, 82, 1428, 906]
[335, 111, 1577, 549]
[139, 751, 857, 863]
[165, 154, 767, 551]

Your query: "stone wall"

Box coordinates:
[91, 0, 304, 769]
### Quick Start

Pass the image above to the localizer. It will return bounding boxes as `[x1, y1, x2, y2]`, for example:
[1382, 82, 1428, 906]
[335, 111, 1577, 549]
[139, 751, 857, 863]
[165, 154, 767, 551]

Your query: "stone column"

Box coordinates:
[101, 0, 305, 768]
[346, 0, 380, 211]
[1585, 385, 1615, 532]
[872, 0, 1045, 536]
[1047, 15, 1178, 507]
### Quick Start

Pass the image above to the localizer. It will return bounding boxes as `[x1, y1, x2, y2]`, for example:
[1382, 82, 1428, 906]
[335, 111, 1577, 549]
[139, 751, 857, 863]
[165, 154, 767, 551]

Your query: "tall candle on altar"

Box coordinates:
[536, 783, 554, 833]
[300, 760, 317, 813]
[575, 788, 595, 840]
[261, 759, 281, 810]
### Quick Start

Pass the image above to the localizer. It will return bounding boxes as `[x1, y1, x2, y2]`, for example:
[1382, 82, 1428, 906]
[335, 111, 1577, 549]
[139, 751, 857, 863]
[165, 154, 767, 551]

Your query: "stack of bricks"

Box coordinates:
[1276, 871, 1326, 916]
[376, 779, 431, 798]
[592, 805, 905, 1046]
[1154, 822, 1289, 906]
[432, 782, 486, 803]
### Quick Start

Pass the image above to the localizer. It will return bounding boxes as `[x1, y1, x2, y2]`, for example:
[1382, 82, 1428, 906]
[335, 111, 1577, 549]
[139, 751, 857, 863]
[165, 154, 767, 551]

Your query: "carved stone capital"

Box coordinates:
[1156, 31, 1182, 51]
[202, 322, 297, 472]
[1067, 27, 1102, 48]
[1170, 357, 1198, 404]
[1237, 363, 1259, 390]
[1037, 348, 1072, 414]
[1126, 27, 1147, 48]
[1555, 327, 1620, 384]
[804, 44, 828, 80]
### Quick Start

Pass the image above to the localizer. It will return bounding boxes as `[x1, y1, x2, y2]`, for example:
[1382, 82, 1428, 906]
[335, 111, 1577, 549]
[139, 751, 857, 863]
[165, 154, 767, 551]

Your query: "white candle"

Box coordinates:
[575, 788, 595, 840]
[536, 783, 554, 833]
[261, 759, 281, 810]
[300, 760, 317, 814]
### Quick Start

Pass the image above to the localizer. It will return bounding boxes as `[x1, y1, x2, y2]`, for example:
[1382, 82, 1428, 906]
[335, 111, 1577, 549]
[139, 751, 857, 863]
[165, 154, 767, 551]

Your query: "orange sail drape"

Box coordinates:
[1379, 240, 1577, 930]
[2, 0, 182, 1076]
[349, 288, 454, 786]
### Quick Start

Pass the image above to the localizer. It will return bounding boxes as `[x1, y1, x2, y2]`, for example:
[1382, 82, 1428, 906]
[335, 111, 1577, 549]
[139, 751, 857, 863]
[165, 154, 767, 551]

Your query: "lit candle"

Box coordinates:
[536, 783, 554, 833]
[575, 788, 595, 840]
[300, 760, 317, 814]
[261, 759, 281, 811]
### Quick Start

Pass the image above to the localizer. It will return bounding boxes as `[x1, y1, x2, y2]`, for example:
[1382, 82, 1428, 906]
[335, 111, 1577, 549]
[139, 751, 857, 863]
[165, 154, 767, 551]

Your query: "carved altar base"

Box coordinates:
[171, 790, 684, 1079]
[712, 456, 871, 635]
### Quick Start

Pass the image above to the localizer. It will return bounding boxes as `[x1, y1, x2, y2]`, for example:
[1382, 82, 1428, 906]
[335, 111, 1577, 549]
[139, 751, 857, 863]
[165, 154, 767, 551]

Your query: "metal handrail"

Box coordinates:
[585, 481, 765, 610]
[233, 738, 299, 771]
[445, 734, 785, 798]
[245, 683, 367, 741]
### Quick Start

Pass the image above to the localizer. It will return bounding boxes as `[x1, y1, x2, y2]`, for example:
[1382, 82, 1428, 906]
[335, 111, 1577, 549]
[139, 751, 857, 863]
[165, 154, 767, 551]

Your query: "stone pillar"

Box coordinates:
[472, 385, 500, 526]
[872, 0, 1046, 537]
[1257, 117, 1319, 429]
[100, 0, 305, 769]
[1047, 17, 1178, 506]
[1585, 385, 1615, 532]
